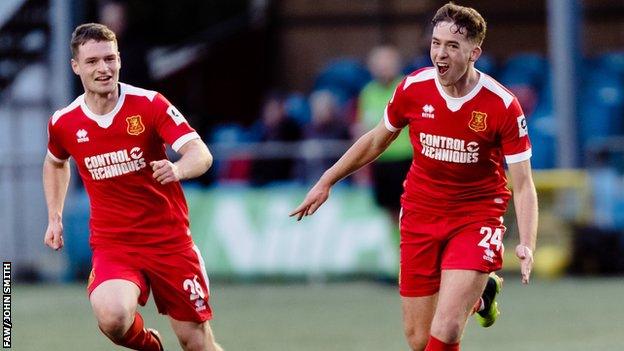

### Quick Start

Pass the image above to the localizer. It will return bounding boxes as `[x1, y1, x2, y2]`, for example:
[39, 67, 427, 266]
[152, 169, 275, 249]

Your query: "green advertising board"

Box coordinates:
[186, 185, 398, 277]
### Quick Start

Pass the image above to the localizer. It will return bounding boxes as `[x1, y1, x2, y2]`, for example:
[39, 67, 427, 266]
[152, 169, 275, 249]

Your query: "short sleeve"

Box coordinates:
[500, 98, 532, 164]
[384, 78, 410, 132]
[47, 117, 70, 161]
[153, 93, 200, 152]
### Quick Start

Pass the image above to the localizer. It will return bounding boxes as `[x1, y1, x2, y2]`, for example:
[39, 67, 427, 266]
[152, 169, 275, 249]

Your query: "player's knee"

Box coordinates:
[177, 329, 221, 351]
[177, 333, 207, 351]
[403, 326, 428, 351]
[94, 306, 133, 341]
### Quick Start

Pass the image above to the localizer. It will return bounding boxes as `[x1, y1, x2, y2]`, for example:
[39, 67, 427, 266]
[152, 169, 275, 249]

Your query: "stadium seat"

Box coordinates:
[314, 58, 371, 101]
[63, 190, 92, 281]
[578, 68, 624, 154]
[475, 53, 497, 76]
[499, 53, 548, 89]
[284, 92, 311, 126]
[209, 123, 249, 144]
[209, 123, 253, 183]
[528, 112, 556, 169]
[403, 53, 431, 74]
[594, 51, 624, 80]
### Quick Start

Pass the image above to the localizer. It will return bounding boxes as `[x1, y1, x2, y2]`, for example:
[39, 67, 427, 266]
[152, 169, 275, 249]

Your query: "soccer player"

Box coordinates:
[43, 23, 223, 351]
[290, 3, 538, 351]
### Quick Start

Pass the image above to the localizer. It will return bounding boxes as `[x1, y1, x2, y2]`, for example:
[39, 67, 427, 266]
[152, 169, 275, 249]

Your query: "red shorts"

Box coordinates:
[87, 245, 212, 322]
[399, 209, 506, 297]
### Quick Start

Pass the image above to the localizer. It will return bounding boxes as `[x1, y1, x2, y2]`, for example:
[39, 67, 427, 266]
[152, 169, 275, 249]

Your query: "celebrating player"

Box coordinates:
[290, 3, 538, 351]
[43, 23, 223, 351]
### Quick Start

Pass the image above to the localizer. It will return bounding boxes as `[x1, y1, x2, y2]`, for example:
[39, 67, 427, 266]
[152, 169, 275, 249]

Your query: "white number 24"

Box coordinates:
[478, 226, 503, 251]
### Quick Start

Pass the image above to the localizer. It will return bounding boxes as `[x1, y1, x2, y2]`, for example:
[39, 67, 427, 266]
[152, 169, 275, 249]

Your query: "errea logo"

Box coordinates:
[483, 248, 495, 263]
[422, 104, 435, 119]
[76, 129, 90, 143]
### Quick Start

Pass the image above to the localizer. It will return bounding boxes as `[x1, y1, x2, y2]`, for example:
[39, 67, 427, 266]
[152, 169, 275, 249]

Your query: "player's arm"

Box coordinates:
[150, 139, 213, 185]
[508, 159, 538, 284]
[290, 120, 399, 220]
[43, 155, 70, 250]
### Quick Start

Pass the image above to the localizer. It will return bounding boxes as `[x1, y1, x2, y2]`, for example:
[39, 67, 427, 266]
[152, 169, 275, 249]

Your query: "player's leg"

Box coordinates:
[88, 248, 162, 350]
[90, 279, 139, 340]
[444, 215, 507, 331]
[399, 210, 447, 351]
[426, 269, 489, 350]
[473, 272, 503, 327]
[90, 279, 162, 350]
[169, 318, 223, 351]
[145, 245, 220, 350]
[402, 294, 437, 351]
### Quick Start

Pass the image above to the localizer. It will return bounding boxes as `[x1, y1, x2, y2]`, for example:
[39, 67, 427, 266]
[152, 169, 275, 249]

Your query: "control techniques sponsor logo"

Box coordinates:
[420, 132, 479, 164]
[84, 147, 146, 180]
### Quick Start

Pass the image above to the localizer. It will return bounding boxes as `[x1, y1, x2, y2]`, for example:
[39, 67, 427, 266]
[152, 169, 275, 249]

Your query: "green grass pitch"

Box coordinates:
[11, 277, 624, 350]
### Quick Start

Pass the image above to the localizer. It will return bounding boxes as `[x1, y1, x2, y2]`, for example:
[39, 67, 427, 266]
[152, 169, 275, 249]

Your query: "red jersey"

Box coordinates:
[47, 83, 200, 252]
[385, 68, 531, 217]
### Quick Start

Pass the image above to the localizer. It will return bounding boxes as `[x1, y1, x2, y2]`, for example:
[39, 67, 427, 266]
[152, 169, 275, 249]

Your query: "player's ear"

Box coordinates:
[70, 58, 80, 75]
[469, 45, 482, 62]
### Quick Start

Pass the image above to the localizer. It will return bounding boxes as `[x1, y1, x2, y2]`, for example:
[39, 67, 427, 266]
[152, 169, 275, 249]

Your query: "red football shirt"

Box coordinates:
[47, 83, 200, 252]
[384, 68, 532, 217]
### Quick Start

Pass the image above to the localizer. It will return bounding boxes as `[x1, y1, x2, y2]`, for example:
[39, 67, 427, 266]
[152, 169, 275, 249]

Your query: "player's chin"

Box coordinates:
[92, 82, 117, 94]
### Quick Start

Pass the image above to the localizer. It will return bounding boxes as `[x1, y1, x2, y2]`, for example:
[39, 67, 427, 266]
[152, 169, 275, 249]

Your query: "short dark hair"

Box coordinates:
[70, 23, 117, 58]
[431, 2, 487, 45]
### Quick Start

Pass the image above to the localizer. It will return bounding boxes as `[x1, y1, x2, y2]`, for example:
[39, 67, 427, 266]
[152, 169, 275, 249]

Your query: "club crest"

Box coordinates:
[126, 115, 145, 135]
[469, 111, 487, 132]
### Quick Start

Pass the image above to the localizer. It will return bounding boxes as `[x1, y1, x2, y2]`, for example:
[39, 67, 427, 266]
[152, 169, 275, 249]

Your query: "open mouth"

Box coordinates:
[436, 63, 449, 75]
[95, 76, 112, 83]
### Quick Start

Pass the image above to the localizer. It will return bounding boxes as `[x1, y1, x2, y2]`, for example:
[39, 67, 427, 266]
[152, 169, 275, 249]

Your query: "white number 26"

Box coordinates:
[183, 275, 205, 301]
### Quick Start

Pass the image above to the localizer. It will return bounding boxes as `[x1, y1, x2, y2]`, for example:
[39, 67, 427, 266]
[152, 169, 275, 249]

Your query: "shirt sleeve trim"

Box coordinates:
[383, 106, 401, 132]
[505, 148, 532, 164]
[47, 149, 68, 163]
[171, 132, 200, 152]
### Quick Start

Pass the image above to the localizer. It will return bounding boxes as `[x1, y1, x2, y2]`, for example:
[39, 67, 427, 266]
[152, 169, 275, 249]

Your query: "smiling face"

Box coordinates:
[71, 39, 120, 96]
[430, 21, 481, 88]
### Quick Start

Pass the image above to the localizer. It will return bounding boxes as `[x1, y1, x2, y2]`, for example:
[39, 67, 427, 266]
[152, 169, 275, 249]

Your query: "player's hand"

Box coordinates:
[44, 219, 64, 251]
[150, 160, 182, 185]
[515, 244, 534, 284]
[289, 181, 331, 221]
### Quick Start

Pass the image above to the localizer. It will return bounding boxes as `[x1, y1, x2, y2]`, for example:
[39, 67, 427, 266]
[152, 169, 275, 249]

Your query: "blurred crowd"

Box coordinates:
[206, 49, 624, 179]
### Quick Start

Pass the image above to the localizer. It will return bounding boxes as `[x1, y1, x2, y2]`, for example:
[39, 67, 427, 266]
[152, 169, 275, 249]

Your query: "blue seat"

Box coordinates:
[314, 58, 371, 100]
[499, 53, 548, 89]
[285, 92, 311, 126]
[594, 52, 624, 80]
[210, 123, 249, 144]
[475, 53, 497, 76]
[63, 190, 92, 281]
[528, 108, 557, 169]
[403, 54, 431, 74]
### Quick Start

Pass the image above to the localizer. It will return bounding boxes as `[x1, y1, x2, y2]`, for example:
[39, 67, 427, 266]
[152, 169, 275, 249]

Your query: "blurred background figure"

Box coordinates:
[570, 147, 624, 274]
[356, 45, 412, 247]
[250, 91, 302, 186]
[300, 89, 350, 183]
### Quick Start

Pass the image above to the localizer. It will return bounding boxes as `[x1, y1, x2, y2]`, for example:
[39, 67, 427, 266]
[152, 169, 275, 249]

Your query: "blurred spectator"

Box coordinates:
[571, 148, 624, 274]
[357, 45, 412, 234]
[587, 149, 624, 230]
[301, 90, 350, 182]
[98, 0, 152, 88]
[250, 92, 302, 186]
